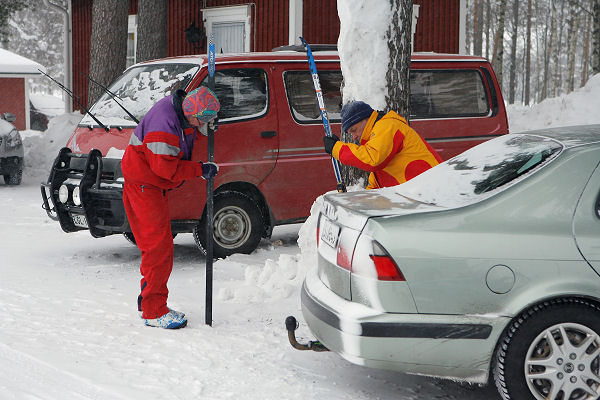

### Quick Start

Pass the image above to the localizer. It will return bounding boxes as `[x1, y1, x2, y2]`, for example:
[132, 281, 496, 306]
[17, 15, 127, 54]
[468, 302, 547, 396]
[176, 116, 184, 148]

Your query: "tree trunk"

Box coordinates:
[385, 0, 412, 118]
[492, 0, 507, 88]
[553, 1, 566, 96]
[566, 3, 578, 93]
[594, 0, 600, 74]
[88, 0, 129, 105]
[509, 0, 519, 104]
[473, 0, 484, 56]
[541, 2, 555, 102]
[524, 0, 532, 105]
[136, 0, 167, 63]
[485, 0, 491, 60]
[582, 0, 593, 87]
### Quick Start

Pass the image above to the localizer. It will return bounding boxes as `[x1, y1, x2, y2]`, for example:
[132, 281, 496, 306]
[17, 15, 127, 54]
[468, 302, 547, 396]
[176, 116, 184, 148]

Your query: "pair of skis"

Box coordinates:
[299, 37, 346, 194]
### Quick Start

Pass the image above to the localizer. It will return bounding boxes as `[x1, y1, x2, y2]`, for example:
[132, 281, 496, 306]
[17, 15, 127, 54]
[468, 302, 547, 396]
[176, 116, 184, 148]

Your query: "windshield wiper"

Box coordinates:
[39, 69, 109, 132]
[82, 72, 140, 124]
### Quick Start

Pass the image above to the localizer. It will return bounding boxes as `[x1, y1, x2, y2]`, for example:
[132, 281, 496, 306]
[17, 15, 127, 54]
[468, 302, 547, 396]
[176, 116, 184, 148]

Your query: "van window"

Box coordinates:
[283, 71, 343, 124]
[201, 68, 268, 122]
[82, 63, 199, 127]
[410, 70, 489, 119]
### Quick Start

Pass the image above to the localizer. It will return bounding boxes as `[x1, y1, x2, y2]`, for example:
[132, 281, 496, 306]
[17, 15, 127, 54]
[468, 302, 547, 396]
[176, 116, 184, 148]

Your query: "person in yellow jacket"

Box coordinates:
[323, 101, 442, 189]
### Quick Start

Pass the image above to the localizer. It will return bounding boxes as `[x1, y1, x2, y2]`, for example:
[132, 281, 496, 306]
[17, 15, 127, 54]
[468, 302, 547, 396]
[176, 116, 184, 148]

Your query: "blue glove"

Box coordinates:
[201, 162, 219, 179]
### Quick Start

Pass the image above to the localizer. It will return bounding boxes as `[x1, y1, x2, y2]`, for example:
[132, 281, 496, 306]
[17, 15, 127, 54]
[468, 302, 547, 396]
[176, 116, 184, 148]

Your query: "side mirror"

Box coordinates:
[3, 113, 16, 123]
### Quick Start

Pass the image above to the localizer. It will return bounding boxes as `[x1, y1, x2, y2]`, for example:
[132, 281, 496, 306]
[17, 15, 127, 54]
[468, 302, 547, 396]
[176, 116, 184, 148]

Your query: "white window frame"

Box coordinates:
[202, 5, 251, 53]
[127, 14, 138, 66]
[412, 4, 420, 53]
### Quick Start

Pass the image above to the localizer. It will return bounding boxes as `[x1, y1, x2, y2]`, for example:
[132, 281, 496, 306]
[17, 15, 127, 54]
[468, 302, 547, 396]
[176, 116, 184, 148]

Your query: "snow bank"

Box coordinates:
[507, 74, 600, 133]
[21, 112, 82, 179]
[337, 0, 391, 109]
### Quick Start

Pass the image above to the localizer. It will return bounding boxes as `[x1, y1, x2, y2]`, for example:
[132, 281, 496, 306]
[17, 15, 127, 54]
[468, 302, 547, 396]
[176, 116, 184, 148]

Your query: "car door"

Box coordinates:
[573, 159, 600, 272]
[260, 64, 342, 222]
[168, 66, 278, 220]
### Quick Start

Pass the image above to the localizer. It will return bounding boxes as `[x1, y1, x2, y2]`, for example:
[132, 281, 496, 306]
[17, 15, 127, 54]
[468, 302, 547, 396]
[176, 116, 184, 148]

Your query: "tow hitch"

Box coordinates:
[285, 316, 329, 352]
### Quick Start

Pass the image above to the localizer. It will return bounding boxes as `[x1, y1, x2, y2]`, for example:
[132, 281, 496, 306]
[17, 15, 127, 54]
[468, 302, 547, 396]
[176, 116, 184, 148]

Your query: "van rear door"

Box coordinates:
[409, 60, 509, 160]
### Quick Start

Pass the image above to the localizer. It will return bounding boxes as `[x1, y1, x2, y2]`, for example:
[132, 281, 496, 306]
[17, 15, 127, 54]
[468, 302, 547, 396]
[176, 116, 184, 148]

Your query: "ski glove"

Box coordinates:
[323, 134, 340, 155]
[201, 162, 219, 179]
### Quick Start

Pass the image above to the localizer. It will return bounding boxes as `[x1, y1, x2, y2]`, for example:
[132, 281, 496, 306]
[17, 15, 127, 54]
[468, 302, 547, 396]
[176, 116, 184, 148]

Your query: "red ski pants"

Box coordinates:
[123, 182, 173, 319]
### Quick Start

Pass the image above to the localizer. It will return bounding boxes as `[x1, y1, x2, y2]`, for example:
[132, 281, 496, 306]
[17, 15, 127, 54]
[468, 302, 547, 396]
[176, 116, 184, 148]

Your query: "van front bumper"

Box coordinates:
[300, 266, 510, 383]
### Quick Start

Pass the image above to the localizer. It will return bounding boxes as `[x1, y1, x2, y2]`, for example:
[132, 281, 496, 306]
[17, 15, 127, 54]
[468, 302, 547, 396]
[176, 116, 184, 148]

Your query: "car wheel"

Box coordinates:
[494, 299, 600, 400]
[123, 231, 177, 246]
[4, 169, 22, 185]
[193, 191, 264, 259]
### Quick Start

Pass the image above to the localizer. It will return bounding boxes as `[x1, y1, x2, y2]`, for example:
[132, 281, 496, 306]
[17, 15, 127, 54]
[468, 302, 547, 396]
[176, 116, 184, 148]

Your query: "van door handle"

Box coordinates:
[260, 131, 276, 138]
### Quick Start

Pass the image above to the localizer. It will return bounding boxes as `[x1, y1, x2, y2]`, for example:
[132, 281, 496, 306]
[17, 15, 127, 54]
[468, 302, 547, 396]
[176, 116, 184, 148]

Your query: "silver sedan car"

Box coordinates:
[302, 125, 600, 400]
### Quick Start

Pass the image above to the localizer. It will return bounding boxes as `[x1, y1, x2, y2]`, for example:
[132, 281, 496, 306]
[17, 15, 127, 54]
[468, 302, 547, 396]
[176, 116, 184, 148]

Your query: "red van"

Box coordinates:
[41, 50, 508, 258]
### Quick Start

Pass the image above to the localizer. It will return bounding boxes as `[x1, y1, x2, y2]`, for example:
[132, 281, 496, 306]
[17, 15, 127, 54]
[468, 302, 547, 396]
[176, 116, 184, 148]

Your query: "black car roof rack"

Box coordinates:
[272, 44, 337, 52]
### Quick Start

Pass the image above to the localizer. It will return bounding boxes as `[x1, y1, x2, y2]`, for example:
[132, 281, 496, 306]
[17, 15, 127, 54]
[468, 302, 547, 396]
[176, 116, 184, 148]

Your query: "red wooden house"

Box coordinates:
[71, 0, 466, 108]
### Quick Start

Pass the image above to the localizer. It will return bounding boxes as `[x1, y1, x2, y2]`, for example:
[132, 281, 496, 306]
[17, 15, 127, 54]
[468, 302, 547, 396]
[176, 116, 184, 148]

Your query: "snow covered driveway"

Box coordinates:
[0, 181, 498, 399]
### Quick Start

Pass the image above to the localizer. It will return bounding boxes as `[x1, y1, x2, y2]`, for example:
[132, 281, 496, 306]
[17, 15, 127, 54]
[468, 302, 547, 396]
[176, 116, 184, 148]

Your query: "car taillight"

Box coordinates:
[351, 234, 405, 281]
[316, 213, 321, 247]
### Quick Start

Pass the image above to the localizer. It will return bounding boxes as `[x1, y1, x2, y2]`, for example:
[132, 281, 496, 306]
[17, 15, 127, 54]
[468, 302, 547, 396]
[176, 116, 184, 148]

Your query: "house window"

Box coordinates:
[202, 5, 251, 53]
[126, 14, 137, 67]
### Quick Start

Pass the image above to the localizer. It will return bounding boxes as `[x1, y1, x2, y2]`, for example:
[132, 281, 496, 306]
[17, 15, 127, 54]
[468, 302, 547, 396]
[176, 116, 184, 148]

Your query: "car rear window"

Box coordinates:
[200, 68, 268, 123]
[396, 134, 563, 208]
[410, 70, 489, 119]
[82, 63, 199, 127]
[283, 71, 343, 124]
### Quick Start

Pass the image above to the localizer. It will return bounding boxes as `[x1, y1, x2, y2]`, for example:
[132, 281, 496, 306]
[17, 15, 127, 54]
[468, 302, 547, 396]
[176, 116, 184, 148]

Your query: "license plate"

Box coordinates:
[320, 216, 340, 248]
[72, 214, 88, 228]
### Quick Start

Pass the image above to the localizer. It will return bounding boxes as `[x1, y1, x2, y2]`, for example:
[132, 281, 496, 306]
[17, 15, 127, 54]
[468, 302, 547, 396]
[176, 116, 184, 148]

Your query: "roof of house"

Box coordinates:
[0, 48, 46, 75]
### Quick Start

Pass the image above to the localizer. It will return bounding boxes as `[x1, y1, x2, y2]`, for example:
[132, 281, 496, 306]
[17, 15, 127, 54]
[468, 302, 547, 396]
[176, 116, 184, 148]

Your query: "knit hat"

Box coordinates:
[182, 86, 220, 122]
[340, 101, 374, 133]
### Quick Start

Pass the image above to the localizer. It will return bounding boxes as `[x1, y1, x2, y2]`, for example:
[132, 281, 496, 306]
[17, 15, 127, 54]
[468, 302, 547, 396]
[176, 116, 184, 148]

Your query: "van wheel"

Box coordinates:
[494, 299, 600, 400]
[123, 231, 177, 246]
[193, 191, 264, 259]
[4, 169, 22, 185]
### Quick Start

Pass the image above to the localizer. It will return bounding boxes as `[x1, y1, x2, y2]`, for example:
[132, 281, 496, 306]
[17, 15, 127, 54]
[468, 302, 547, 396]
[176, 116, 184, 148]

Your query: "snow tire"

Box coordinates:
[193, 191, 264, 259]
[4, 168, 22, 185]
[493, 298, 600, 400]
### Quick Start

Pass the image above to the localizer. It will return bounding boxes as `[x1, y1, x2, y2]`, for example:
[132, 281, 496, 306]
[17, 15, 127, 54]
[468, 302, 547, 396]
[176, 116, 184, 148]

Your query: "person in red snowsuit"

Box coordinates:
[121, 87, 220, 329]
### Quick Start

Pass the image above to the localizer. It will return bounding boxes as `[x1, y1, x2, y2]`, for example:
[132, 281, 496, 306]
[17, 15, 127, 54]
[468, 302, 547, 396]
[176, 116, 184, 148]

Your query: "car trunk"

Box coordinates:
[317, 188, 442, 302]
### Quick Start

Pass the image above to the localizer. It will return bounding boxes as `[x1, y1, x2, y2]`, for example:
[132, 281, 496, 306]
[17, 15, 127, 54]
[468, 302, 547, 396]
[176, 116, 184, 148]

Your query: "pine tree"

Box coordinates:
[136, 0, 167, 63]
[88, 0, 128, 105]
[0, 0, 28, 47]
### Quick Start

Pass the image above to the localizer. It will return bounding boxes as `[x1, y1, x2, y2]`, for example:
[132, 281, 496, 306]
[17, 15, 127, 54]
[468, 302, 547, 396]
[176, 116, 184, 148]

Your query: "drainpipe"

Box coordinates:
[42, 0, 73, 113]
[288, 0, 303, 46]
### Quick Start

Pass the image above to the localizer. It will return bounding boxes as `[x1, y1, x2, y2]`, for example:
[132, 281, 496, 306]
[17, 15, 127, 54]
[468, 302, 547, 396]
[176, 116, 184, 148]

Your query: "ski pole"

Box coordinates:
[299, 37, 346, 193]
[205, 35, 216, 327]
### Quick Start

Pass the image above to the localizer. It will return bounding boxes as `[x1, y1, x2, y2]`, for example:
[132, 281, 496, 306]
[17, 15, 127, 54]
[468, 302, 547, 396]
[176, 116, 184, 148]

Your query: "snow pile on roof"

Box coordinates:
[507, 74, 600, 133]
[30, 93, 64, 117]
[20, 112, 83, 178]
[0, 48, 46, 75]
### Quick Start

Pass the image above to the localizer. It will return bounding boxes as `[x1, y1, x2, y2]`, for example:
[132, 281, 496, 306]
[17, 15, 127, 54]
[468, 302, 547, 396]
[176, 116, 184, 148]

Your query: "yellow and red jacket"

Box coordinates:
[332, 110, 442, 189]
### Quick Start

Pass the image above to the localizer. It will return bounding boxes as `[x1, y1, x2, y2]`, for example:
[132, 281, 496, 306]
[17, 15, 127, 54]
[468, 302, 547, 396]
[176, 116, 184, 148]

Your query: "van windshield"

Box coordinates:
[81, 64, 199, 127]
[396, 134, 563, 208]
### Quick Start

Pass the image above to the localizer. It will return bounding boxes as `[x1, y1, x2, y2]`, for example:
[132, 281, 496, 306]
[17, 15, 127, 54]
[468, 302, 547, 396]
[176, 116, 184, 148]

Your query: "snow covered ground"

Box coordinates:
[2, 75, 599, 399]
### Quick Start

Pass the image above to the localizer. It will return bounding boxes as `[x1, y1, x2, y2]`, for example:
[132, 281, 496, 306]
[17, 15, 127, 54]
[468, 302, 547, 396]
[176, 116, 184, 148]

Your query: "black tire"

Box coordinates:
[494, 298, 600, 400]
[123, 231, 177, 246]
[4, 169, 22, 185]
[193, 191, 264, 259]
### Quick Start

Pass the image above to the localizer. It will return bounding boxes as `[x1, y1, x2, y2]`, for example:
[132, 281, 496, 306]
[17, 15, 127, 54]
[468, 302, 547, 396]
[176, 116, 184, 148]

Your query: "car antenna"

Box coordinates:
[81, 72, 139, 124]
[38, 69, 109, 132]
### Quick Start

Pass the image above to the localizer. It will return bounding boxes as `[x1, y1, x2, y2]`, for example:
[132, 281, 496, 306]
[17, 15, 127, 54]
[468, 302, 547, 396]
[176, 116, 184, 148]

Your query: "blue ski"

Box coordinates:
[299, 37, 346, 193]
